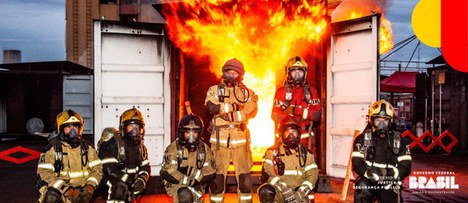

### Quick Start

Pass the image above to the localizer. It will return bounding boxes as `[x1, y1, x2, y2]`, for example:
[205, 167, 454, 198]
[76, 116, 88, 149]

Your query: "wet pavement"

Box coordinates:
[1, 135, 467, 202]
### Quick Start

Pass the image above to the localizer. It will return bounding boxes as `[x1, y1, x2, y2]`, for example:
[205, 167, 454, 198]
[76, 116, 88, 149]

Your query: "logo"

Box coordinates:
[408, 171, 459, 194]
[412, 0, 467, 72]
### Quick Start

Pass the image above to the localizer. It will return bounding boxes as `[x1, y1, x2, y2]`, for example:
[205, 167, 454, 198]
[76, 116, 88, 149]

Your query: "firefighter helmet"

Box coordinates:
[278, 116, 302, 149]
[285, 56, 308, 85]
[56, 109, 84, 135]
[119, 108, 145, 143]
[222, 58, 245, 85]
[368, 100, 394, 121]
[368, 100, 394, 135]
[178, 114, 204, 151]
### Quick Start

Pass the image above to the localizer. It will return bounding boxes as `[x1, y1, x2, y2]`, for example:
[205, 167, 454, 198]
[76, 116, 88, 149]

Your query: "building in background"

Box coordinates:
[65, 0, 166, 68]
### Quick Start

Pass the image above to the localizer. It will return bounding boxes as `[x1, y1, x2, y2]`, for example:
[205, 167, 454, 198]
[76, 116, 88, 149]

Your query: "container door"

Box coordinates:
[94, 21, 171, 173]
[63, 75, 94, 135]
[326, 15, 380, 178]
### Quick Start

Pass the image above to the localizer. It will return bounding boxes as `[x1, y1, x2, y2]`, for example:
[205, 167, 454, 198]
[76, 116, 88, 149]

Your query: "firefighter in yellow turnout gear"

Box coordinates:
[205, 58, 258, 203]
[160, 114, 217, 203]
[259, 116, 318, 203]
[37, 110, 102, 203]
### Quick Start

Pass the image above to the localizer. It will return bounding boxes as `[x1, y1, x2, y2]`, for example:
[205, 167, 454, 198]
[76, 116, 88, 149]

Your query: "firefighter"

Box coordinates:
[160, 114, 217, 203]
[352, 100, 412, 203]
[259, 116, 318, 203]
[205, 58, 258, 203]
[98, 108, 150, 202]
[271, 56, 321, 156]
[37, 109, 102, 203]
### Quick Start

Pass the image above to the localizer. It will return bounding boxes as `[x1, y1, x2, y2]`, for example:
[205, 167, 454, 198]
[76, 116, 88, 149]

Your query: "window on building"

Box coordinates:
[120, 14, 138, 22]
[100, 0, 117, 4]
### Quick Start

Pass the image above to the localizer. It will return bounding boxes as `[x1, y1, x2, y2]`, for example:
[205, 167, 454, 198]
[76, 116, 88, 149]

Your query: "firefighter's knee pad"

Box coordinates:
[111, 181, 129, 200]
[210, 174, 225, 194]
[258, 184, 276, 203]
[354, 177, 373, 203]
[44, 187, 62, 203]
[238, 173, 252, 193]
[177, 187, 193, 203]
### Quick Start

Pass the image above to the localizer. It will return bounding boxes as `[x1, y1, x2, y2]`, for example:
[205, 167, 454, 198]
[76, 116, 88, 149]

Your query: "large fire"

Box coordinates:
[162, 0, 328, 159]
[331, 0, 394, 54]
[162, 0, 394, 162]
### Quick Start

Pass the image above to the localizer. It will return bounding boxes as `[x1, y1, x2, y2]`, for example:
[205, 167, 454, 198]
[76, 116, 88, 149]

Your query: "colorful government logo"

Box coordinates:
[412, 0, 467, 72]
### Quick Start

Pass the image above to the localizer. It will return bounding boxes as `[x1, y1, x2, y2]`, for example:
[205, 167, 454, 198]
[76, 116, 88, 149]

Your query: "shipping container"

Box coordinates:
[0, 61, 93, 136]
[93, 21, 172, 174]
[92, 15, 381, 181]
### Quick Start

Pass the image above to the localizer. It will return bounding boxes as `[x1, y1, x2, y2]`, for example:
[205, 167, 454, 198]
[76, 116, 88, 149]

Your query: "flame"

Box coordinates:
[162, 0, 328, 157]
[331, 0, 394, 54]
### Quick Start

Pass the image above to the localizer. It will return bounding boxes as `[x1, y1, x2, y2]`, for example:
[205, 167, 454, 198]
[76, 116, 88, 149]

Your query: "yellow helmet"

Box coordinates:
[56, 109, 84, 135]
[367, 100, 394, 121]
[119, 108, 145, 132]
[285, 56, 308, 84]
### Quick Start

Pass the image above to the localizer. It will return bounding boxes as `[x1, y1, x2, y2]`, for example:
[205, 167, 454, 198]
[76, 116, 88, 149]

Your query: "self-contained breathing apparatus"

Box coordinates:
[177, 114, 207, 169]
[360, 125, 403, 166]
[210, 83, 251, 150]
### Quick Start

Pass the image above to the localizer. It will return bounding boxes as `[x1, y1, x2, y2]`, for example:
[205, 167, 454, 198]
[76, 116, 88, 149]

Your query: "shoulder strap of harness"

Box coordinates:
[303, 83, 312, 103]
[362, 129, 375, 161]
[390, 131, 402, 154]
[298, 144, 307, 167]
[113, 133, 126, 162]
[176, 141, 183, 167]
[284, 84, 293, 107]
[53, 138, 63, 176]
[80, 141, 89, 167]
[196, 142, 206, 169]
[139, 143, 148, 164]
[217, 84, 227, 102]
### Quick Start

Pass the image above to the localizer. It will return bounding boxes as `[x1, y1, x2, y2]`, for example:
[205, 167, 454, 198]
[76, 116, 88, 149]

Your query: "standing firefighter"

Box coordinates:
[205, 58, 258, 203]
[272, 56, 321, 156]
[37, 110, 102, 203]
[352, 100, 412, 203]
[259, 116, 318, 203]
[98, 108, 150, 202]
[160, 114, 217, 203]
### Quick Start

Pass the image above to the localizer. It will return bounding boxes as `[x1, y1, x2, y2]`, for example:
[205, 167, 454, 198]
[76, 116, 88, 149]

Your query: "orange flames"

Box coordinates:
[331, 0, 394, 54]
[163, 0, 328, 155]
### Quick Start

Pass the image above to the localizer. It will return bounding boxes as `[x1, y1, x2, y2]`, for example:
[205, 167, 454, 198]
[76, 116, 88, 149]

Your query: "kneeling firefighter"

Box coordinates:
[160, 114, 217, 203]
[259, 116, 318, 203]
[352, 100, 412, 203]
[98, 108, 150, 202]
[37, 110, 103, 203]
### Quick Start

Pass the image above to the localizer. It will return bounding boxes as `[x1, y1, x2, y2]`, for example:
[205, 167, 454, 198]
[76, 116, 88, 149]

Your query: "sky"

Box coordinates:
[0, 0, 440, 65]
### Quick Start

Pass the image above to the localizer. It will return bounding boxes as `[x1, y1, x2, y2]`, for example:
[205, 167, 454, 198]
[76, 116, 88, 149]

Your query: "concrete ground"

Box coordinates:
[1, 135, 467, 202]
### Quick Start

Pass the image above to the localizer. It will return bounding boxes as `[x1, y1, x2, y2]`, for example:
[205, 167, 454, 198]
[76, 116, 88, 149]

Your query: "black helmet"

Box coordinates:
[178, 114, 204, 152]
[279, 116, 302, 149]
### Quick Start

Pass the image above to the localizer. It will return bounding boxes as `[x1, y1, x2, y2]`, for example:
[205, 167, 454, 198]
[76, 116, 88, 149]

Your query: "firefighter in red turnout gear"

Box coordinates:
[272, 56, 321, 155]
